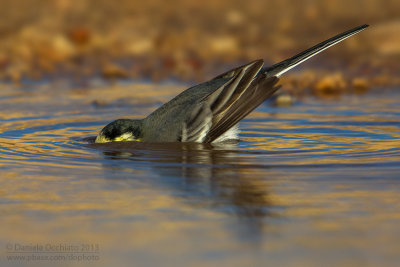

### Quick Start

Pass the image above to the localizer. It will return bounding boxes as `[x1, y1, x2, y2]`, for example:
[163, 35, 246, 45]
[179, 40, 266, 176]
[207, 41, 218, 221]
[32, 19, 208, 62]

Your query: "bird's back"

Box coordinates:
[142, 77, 231, 142]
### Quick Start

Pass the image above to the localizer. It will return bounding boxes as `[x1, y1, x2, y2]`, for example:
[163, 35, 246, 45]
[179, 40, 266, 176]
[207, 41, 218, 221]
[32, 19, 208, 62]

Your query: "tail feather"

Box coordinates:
[263, 24, 369, 77]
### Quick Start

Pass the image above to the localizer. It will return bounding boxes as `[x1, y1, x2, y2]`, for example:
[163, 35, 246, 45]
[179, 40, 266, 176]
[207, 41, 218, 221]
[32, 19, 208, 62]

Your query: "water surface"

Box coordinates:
[0, 81, 400, 266]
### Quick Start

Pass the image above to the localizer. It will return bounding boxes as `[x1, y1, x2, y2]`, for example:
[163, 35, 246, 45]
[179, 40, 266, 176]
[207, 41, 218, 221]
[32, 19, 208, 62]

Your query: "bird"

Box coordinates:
[95, 24, 369, 144]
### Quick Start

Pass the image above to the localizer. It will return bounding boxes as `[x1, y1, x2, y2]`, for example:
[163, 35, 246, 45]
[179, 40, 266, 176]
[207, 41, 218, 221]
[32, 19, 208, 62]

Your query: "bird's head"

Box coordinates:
[95, 119, 143, 143]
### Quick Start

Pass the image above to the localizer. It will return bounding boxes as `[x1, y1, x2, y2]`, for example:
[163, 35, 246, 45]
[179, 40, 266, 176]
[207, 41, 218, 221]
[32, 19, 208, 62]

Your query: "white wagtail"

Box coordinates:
[95, 24, 369, 143]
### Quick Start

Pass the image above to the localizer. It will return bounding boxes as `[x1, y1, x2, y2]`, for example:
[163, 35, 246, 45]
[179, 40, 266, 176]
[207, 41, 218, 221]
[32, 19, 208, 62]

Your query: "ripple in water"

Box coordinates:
[1, 82, 400, 266]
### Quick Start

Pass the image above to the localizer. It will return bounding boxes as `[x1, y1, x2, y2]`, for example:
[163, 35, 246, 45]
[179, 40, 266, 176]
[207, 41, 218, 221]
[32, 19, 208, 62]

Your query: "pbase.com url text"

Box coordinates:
[6, 253, 99, 262]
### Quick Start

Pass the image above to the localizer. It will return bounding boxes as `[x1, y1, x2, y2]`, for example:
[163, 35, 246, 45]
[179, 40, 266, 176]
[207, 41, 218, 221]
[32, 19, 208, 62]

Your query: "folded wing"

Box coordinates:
[182, 60, 280, 143]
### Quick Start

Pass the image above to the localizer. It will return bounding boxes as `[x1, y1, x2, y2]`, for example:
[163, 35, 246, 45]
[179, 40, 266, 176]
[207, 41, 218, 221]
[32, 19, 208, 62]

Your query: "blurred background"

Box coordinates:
[1, 2, 400, 266]
[0, 0, 399, 87]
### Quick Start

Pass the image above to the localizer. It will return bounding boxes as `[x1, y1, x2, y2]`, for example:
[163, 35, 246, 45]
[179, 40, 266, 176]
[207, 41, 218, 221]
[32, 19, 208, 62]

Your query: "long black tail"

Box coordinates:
[263, 24, 369, 77]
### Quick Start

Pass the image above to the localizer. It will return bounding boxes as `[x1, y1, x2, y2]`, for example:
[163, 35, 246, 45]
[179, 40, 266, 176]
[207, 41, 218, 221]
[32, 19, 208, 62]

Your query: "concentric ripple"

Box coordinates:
[1, 82, 400, 266]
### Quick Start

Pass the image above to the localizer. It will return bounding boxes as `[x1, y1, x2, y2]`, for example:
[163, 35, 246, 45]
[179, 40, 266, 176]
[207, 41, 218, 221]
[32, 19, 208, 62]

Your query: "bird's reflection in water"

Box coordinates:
[90, 140, 277, 238]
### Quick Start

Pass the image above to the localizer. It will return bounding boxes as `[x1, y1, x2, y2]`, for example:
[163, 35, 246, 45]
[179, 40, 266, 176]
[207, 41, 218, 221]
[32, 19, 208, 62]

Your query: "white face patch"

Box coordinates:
[95, 132, 139, 143]
[113, 132, 136, 142]
[95, 134, 111, 143]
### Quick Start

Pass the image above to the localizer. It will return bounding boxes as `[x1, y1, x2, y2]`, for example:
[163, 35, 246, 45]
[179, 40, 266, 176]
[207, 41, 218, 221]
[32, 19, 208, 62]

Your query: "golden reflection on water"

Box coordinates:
[1, 82, 400, 266]
[1, 165, 400, 266]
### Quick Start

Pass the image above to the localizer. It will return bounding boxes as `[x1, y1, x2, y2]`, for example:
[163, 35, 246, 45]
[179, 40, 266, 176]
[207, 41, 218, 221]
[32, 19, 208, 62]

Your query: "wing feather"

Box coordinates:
[182, 59, 279, 143]
[205, 75, 279, 143]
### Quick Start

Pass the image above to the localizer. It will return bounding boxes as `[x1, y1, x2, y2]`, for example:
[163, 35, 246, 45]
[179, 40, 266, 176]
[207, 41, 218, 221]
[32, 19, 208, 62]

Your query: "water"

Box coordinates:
[1, 80, 400, 266]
